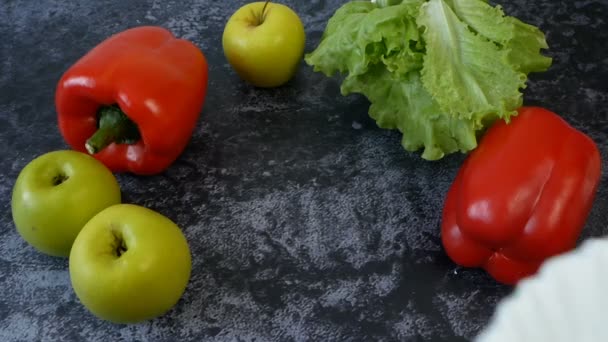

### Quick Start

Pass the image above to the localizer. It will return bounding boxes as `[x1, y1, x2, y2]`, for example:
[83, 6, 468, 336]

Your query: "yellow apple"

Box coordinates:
[69, 204, 191, 323]
[222, 1, 306, 88]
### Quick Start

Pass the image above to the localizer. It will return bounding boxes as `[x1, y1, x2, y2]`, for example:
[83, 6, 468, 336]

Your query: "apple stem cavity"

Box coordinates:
[85, 105, 141, 155]
[111, 229, 128, 258]
[52, 173, 69, 186]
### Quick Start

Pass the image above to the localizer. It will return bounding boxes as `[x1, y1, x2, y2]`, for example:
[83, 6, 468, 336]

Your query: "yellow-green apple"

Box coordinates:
[68, 203, 192, 324]
[11, 150, 121, 257]
[222, 1, 306, 88]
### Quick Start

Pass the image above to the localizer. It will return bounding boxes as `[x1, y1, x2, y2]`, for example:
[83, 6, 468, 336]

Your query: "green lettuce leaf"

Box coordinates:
[343, 65, 479, 160]
[417, 0, 526, 123]
[304, 0, 425, 80]
[305, 0, 552, 160]
[443, 0, 552, 74]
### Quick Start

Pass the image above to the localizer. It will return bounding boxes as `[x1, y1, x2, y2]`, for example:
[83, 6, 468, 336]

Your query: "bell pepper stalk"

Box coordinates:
[55, 26, 209, 175]
[441, 106, 602, 285]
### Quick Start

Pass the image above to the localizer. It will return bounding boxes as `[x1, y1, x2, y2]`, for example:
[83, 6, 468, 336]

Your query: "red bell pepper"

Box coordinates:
[441, 106, 602, 285]
[55, 26, 209, 175]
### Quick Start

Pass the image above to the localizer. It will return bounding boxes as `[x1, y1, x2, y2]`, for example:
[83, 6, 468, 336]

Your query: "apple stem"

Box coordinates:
[111, 229, 128, 257]
[253, 0, 271, 26]
[116, 244, 127, 257]
[85, 105, 141, 155]
[261, 0, 270, 18]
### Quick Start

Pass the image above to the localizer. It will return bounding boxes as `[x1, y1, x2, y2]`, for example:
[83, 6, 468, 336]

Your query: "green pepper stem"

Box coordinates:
[375, 0, 402, 7]
[85, 105, 141, 154]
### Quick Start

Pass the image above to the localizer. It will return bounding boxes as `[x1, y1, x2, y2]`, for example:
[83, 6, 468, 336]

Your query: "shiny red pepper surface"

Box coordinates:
[55, 26, 209, 175]
[441, 106, 602, 285]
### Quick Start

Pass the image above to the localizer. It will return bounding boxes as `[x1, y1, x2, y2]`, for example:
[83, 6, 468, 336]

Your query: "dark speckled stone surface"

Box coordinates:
[1, 0, 607, 341]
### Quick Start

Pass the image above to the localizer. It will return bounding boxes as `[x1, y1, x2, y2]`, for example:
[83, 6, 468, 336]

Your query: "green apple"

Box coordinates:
[222, 1, 306, 88]
[11, 150, 121, 257]
[69, 203, 192, 324]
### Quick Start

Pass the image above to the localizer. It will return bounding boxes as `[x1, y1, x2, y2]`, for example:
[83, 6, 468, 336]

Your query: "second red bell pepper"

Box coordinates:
[55, 26, 209, 175]
[441, 106, 602, 285]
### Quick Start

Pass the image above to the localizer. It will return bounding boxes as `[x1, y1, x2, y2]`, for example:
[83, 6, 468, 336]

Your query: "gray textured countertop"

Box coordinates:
[1, 0, 607, 341]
